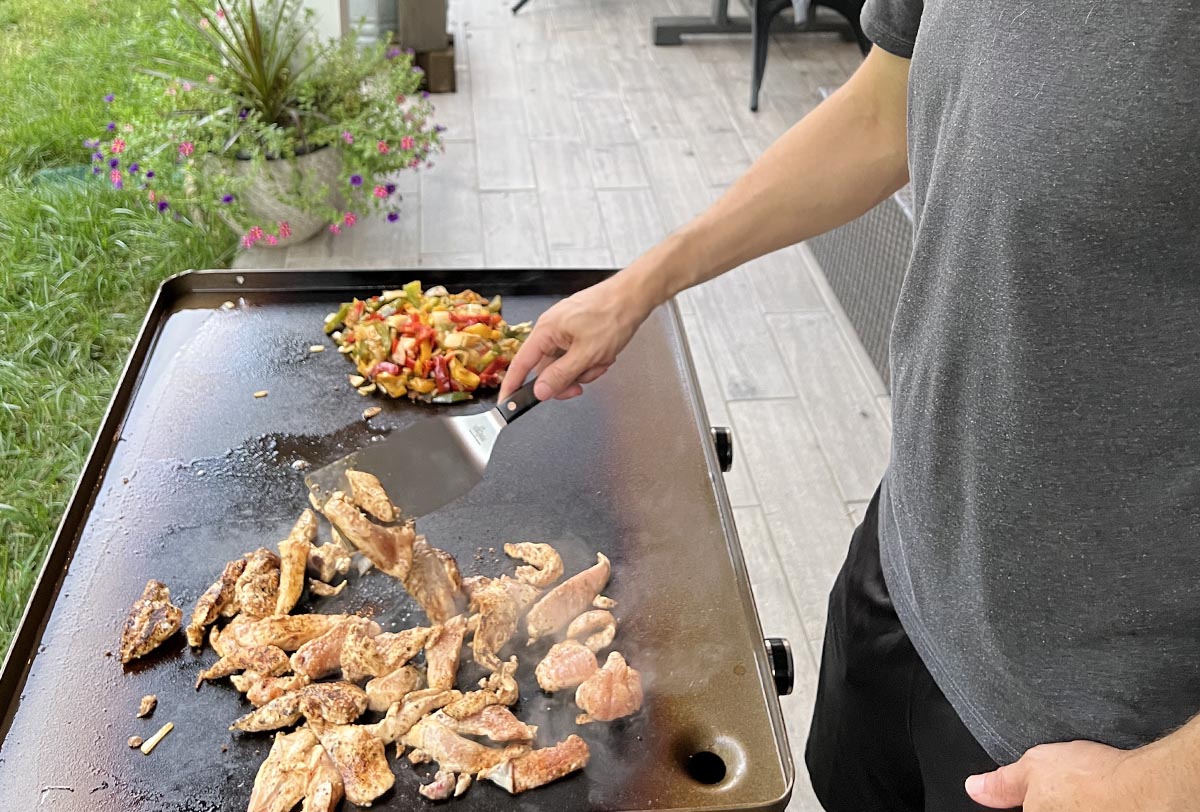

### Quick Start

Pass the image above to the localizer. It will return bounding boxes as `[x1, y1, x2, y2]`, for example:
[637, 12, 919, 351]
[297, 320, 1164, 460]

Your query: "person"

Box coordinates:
[499, 1, 1200, 810]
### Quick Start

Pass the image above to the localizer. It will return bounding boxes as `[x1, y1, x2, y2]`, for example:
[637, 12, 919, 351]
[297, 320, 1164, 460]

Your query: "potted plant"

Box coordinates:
[88, 0, 443, 247]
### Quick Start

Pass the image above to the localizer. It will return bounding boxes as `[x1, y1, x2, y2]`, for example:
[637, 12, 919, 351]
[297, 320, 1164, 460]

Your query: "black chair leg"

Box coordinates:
[511, 0, 531, 14]
[751, 0, 791, 111]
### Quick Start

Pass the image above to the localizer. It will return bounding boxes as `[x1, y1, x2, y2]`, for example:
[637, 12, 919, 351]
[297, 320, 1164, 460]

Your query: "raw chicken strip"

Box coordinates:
[419, 770, 457, 801]
[504, 542, 564, 588]
[346, 470, 396, 523]
[276, 511, 316, 615]
[186, 559, 246, 647]
[322, 491, 414, 579]
[120, 580, 182, 663]
[525, 553, 611, 644]
[575, 651, 644, 723]
[365, 665, 424, 713]
[291, 616, 381, 680]
[535, 640, 598, 692]
[302, 744, 344, 812]
[425, 615, 467, 691]
[480, 735, 590, 794]
[221, 614, 351, 652]
[402, 717, 529, 774]
[404, 537, 465, 624]
[566, 610, 616, 653]
[312, 722, 395, 807]
[196, 645, 290, 688]
[248, 728, 319, 812]
[236, 548, 282, 620]
[434, 706, 537, 743]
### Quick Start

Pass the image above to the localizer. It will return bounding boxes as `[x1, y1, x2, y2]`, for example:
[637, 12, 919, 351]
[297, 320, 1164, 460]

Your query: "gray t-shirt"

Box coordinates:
[864, 0, 1200, 763]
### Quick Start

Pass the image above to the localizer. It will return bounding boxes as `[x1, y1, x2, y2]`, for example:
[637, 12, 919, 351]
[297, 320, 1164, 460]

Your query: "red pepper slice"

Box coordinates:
[432, 356, 452, 393]
[449, 312, 498, 327]
[342, 333, 357, 344]
[372, 361, 402, 378]
[350, 300, 365, 322]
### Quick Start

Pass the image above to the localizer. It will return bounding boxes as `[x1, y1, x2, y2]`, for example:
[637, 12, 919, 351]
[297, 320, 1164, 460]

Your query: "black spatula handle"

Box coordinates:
[496, 377, 541, 424]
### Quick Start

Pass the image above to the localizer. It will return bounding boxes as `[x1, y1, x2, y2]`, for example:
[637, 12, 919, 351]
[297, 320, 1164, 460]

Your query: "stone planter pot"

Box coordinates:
[219, 146, 342, 246]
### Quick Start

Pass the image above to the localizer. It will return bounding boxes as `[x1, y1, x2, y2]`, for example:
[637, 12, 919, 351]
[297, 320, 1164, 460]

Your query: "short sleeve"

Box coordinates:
[860, 0, 923, 58]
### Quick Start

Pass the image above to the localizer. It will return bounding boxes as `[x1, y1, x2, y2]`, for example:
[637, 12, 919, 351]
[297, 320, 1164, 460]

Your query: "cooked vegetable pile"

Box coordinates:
[324, 282, 531, 403]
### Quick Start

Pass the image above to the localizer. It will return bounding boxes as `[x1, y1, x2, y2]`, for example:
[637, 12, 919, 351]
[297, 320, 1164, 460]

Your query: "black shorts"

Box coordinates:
[804, 489, 1003, 812]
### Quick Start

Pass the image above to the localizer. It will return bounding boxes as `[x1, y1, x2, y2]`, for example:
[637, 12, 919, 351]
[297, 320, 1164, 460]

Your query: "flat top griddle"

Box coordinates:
[0, 269, 792, 812]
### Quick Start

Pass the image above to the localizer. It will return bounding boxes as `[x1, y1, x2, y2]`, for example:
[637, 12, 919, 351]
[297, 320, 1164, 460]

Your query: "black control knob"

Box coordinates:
[711, 426, 734, 473]
[765, 638, 794, 696]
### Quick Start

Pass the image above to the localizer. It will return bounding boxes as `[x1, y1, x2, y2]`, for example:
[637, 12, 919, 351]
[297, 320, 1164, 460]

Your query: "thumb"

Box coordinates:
[965, 761, 1029, 809]
[532, 348, 592, 401]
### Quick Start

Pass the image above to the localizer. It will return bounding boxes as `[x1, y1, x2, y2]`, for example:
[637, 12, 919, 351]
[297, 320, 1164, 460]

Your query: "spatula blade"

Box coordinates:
[305, 408, 506, 519]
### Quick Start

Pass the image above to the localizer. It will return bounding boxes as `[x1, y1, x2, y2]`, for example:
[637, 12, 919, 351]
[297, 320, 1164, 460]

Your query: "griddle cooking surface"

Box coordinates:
[0, 270, 791, 811]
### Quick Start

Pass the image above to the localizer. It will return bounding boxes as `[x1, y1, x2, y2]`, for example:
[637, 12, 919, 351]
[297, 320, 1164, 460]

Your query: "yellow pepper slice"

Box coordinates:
[450, 360, 481, 390]
[409, 378, 437, 395]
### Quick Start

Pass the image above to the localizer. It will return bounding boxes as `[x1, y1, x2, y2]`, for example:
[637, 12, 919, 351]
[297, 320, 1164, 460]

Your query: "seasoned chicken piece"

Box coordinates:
[463, 575, 541, 616]
[365, 665, 424, 713]
[231, 691, 303, 732]
[221, 613, 352, 652]
[311, 722, 395, 807]
[404, 537, 465, 624]
[419, 770, 457, 801]
[302, 744, 344, 812]
[322, 491, 413, 579]
[593, 595, 617, 610]
[186, 558, 246, 647]
[299, 682, 369, 726]
[402, 717, 529, 774]
[526, 553, 610, 644]
[241, 673, 310, 707]
[276, 511, 316, 615]
[369, 688, 460, 743]
[137, 694, 157, 718]
[248, 728, 319, 812]
[442, 659, 520, 720]
[196, 644, 290, 689]
[504, 542, 563, 588]
[308, 578, 346, 598]
[535, 640, 598, 692]
[425, 615, 467, 691]
[480, 735, 590, 794]
[120, 580, 182, 663]
[433, 706, 537, 743]
[235, 548, 282, 620]
[341, 624, 430, 683]
[345, 470, 396, 523]
[306, 535, 352, 584]
[575, 651, 644, 723]
[466, 577, 519, 672]
[454, 773, 472, 797]
[567, 610, 617, 653]
[291, 616, 381, 681]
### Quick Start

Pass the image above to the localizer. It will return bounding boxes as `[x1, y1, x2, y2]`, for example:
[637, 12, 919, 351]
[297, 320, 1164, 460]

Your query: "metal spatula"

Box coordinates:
[305, 378, 541, 518]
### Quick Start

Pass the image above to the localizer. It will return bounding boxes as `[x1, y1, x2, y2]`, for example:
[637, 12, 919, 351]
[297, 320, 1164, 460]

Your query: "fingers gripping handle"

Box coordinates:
[496, 377, 541, 424]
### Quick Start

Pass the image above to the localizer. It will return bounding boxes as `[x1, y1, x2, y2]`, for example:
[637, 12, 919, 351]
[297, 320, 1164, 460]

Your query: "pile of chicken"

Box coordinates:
[119, 470, 643, 810]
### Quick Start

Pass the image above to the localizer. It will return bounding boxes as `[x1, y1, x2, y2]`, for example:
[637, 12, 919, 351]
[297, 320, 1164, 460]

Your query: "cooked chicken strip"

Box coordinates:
[365, 665, 424, 713]
[402, 717, 528, 774]
[504, 542, 564, 588]
[566, 610, 617, 653]
[322, 491, 413, 580]
[308, 578, 346, 598]
[120, 579, 182, 663]
[575, 651, 644, 723]
[368, 688, 460, 743]
[419, 770, 457, 801]
[222, 613, 351, 652]
[306, 537, 352, 584]
[467, 577, 519, 672]
[341, 624, 430, 683]
[404, 537, 465, 624]
[291, 616, 381, 681]
[593, 595, 617, 610]
[433, 706, 537, 743]
[442, 658, 520, 720]
[276, 511, 316, 615]
[425, 615, 467, 691]
[247, 727, 319, 812]
[196, 644, 290, 689]
[535, 640, 598, 692]
[345, 470, 396, 523]
[299, 682, 369, 726]
[235, 548, 282, 620]
[525, 553, 611, 644]
[186, 559, 246, 647]
[479, 735, 590, 794]
[454, 773, 472, 797]
[239, 672, 311, 707]
[465, 574, 542, 615]
[231, 691, 303, 732]
[311, 722, 395, 807]
[301, 744, 344, 812]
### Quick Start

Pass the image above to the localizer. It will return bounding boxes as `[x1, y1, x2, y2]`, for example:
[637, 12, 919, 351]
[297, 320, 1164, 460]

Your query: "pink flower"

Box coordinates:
[249, 225, 264, 240]
[110, 138, 126, 154]
[216, 8, 225, 18]
[199, 17, 210, 29]
[395, 94, 405, 104]
[409, 157, 420, 168]
[207, 74, 217, 83]
[373, 185, 387, 198]
[110, 169, 121, 184]
[266, 234, 278, 246]
[343, 212, 357, 227]
[148, 190, 157, 202]
[278, 221, 292, 238]
[329, 224, 342, 235]
[182, 82, 193, 92]
[377, 141, 389, 154]
[341, 130, 353, 144]
[400, 136, 415, 151]
[241, 234, 256, 248]
[179, 142, 194, 157]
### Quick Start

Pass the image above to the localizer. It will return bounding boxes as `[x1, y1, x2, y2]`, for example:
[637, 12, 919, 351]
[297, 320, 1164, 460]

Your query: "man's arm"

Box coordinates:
[501, 46, 911, 402]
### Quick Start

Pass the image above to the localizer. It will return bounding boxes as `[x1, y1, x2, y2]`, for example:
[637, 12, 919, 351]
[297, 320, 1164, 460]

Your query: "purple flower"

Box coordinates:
[104, 93, 114, 103]
[421, 91, 430, 99]
[83, 138, 98, 149]
[221, 194, 235, 204]
[146, 170, 155, 179]
[385, 183, 396, 195]
[412, 66, 424, 75]
[129, 163, 139, 173]
[387, 212, 399, 222]
[434, 124, 446, 133]
[386, 46, 401, 59]
[92, 167, 101, 175]
[92, 151, 104, 162]
[106, 122, 116, 132]
[406, 47, 414, 55]
[109, 158, 120, 168]
[238, 108, 249, 120]
[113, 180, 123, 190]
[158, 200, 170, 212]
[349, 174, 363, 187]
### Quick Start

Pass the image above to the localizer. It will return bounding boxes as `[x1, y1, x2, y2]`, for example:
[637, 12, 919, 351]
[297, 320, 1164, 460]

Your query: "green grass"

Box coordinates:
[0, 0, 235, 658]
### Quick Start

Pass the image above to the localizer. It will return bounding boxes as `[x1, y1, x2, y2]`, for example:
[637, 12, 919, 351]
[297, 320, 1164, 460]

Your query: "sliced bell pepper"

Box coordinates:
[324, 302, 351, 334]
[432, 355, 452, 393]
[403, 280, 422, 308]
[449, 360, 481, 390]
[408, 377, 436, 395]
[432, 391, 472, 404]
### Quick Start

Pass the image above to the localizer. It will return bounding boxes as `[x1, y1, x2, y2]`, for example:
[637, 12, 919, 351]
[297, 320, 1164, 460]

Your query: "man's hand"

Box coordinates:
[966, 740, 1161, 811]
